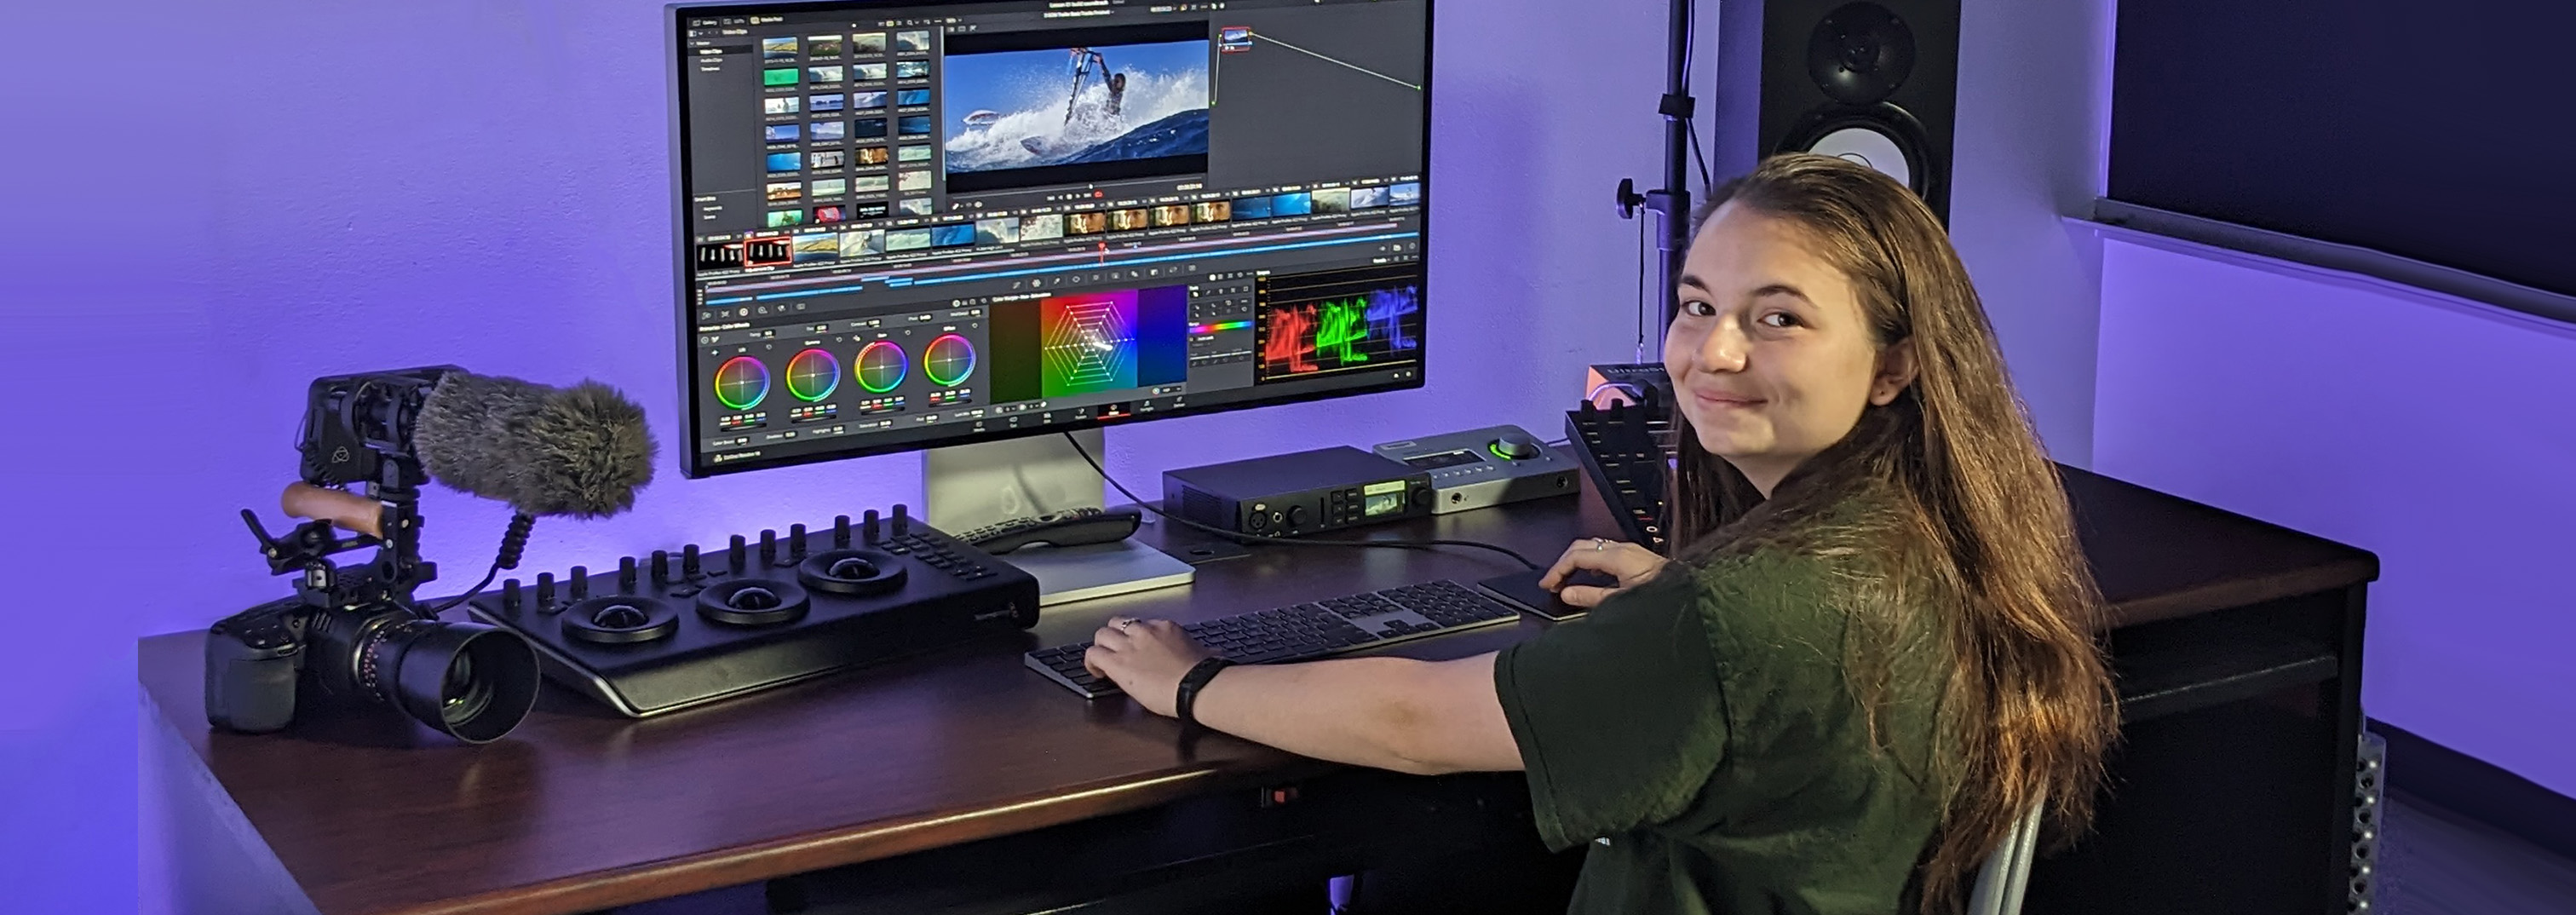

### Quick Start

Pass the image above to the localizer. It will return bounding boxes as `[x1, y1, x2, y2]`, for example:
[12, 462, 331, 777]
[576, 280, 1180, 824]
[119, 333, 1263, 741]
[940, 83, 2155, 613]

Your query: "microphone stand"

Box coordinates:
[1614, 0, 1698, 327]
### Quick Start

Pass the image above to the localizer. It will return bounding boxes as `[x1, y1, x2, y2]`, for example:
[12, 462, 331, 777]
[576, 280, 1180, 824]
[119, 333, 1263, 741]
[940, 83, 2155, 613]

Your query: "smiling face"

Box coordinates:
[1664, 202, 1917, 496]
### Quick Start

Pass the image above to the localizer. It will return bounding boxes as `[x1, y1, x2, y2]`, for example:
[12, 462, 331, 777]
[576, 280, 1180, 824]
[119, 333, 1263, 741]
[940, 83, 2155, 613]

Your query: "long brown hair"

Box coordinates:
[1666, 154, 2119, 912]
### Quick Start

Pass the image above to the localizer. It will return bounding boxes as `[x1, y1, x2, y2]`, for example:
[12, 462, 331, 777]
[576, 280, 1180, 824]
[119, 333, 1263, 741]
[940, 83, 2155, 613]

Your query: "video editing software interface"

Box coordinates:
[676, 0, 1430, 475]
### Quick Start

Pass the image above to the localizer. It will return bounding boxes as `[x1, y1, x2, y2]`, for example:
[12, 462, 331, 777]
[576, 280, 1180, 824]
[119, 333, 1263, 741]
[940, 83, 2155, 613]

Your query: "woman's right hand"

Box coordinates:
[1539, 538, 1670, 608]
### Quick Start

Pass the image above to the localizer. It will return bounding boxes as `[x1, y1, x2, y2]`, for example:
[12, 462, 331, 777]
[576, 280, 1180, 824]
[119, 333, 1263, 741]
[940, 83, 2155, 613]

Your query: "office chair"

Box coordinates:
[1965, 793, 2047, 915]
[1330, 791, 2050, 915]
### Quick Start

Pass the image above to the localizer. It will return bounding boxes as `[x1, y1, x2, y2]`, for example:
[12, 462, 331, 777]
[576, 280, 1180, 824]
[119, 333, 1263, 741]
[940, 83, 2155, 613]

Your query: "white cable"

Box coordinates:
[1249, 31, 1424, 91]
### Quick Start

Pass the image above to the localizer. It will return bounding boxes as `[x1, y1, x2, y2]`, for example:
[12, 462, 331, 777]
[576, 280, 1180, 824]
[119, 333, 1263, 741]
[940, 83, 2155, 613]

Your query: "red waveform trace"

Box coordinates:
[1261, 304, 1320, 375]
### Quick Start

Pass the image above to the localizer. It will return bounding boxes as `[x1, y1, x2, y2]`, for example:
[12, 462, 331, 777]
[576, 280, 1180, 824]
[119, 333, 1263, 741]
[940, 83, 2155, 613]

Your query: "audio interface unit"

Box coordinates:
[1372, 424, 1578, 514]
[1164, 446, 1432, 537]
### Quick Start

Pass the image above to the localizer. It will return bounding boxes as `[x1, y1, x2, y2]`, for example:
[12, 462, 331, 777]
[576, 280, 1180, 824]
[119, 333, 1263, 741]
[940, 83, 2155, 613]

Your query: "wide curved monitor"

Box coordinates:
[670, 0, 1432, 477]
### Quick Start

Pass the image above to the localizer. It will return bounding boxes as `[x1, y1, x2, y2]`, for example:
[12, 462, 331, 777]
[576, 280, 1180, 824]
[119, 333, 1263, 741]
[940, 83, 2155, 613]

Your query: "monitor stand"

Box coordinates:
[923, 428, 1194, 607]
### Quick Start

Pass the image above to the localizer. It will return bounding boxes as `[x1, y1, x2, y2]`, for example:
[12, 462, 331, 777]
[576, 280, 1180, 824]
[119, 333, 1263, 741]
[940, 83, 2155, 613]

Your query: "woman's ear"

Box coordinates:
[1870, 337, 1918, 406]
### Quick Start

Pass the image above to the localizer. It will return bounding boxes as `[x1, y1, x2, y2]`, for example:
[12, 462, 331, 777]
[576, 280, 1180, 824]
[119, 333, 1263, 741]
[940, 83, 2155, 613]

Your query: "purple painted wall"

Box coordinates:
[1947, 0, 2116, 468]
[15, 0, 2562, 910]
[2093, 229, 2576, 798]
[6, 0, 1706, 910]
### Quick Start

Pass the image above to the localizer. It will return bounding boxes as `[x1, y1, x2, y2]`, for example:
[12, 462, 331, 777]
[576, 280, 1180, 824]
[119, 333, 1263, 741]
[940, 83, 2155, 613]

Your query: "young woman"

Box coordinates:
[1082, 153, 2119, 914]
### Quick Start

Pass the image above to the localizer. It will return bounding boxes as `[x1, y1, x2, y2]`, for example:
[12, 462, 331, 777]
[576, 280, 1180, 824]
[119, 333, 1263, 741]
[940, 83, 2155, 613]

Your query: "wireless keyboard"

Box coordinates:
[957, 506, 1142, 554]
[1024, 580, 1524, 699]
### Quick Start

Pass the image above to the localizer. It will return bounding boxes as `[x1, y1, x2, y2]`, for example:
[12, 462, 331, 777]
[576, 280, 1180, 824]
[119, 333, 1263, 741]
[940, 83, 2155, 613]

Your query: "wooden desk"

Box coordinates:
[142, 467, 2375, 915]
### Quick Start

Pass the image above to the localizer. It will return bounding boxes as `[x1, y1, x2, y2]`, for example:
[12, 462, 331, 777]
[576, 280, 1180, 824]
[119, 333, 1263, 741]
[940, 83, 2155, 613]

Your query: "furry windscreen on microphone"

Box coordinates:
[523, 381, 657, 518]
[416, 373, 657, 518]
[415, 373, 545, 507]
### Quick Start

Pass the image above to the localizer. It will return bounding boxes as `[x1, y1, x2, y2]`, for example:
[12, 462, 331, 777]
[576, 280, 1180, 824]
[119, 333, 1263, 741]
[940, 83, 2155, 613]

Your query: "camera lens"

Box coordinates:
[440, 653, 494, 727]
[382, 620, 540, 744]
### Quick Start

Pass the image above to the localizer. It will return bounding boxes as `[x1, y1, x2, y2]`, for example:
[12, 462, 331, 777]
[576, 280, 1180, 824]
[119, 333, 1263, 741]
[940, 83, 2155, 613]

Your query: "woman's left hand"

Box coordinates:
[1084, 617, 1214, 717]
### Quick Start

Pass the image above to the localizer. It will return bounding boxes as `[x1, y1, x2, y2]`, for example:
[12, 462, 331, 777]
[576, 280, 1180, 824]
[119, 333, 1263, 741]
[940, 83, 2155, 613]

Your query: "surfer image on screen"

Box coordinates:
[1063, 48, 1125, 122]
[940, 38, 1210, 176]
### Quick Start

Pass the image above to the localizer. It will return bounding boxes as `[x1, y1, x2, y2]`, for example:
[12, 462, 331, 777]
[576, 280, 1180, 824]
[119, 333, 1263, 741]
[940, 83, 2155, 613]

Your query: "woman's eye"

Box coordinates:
[1758, 311, 1799, 329]
[1682, 301, 1716, 317]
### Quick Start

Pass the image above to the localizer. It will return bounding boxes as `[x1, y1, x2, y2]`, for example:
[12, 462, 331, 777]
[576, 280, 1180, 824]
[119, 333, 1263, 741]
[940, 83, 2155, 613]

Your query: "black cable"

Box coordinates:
[1688, 122, 1714, 196]
[426, 562, 500, 615]
[1636, 205, 1650, 361]
[1061, 433, 1541, 571]
[1682, 5, 1714, 194]
[426, 513, 533, 616]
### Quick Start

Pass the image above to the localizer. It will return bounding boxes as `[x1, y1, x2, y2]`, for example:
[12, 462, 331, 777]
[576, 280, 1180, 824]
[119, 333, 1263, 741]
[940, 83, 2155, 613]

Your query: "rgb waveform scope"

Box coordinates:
[1255, 264, 1424, 383]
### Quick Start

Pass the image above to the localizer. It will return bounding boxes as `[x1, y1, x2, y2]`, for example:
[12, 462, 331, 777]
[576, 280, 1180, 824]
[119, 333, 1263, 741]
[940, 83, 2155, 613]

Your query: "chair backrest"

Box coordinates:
[1964, 793, 2046, 915]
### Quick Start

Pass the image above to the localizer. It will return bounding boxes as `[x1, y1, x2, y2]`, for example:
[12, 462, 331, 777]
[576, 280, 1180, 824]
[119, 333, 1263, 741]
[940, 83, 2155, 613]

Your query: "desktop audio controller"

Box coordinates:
[462, 504, 1038, 717]
[1372, 424, 1578, 514]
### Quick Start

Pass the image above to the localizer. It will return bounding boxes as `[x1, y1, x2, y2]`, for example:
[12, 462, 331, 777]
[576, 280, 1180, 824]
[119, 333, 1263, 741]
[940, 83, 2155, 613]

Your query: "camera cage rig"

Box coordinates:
[239, 365, 461, 621]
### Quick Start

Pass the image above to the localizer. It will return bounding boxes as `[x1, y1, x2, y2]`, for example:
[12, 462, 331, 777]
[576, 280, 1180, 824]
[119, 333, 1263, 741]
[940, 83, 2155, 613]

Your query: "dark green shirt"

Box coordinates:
[1495, 543, 1955, 915]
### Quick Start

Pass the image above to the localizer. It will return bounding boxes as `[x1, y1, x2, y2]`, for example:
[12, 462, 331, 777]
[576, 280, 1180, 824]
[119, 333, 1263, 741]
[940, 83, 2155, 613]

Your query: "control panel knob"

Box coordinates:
[833, 515, 853, 549]
[651, 550, 671, 584]
[729, 534, 748, 573]
[568, 566, 589, 601]
[536, 573, 556, 610]
[1287, 505, 1308, 529]
[618, 556, 638, 592]
[891, 504, 910, 537]
[501, 578, 522, 613]
[681, 544, 702, 578]
[1489, 437, 1541, 461]
[759, 528, 777, 565]
[863, 509, 882, 544]
[787, 523, 808, 561]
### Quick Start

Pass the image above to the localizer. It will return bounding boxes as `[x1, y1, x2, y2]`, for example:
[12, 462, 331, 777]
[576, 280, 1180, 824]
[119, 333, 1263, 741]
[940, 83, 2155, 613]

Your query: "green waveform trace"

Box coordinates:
[1315, 297, 1372, 365]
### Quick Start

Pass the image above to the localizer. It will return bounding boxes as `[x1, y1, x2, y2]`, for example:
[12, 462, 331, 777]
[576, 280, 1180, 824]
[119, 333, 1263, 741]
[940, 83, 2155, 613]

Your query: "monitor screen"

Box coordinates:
[672, 0, 1431, 477]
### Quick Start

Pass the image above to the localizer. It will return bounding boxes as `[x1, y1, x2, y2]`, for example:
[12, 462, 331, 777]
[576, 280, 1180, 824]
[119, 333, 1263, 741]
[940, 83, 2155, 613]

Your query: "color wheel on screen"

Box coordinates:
[714, 356, 770, 410]
[785, 348, 841, 401]
[924, 334, 975, 387]
[856, 341, 909, 394]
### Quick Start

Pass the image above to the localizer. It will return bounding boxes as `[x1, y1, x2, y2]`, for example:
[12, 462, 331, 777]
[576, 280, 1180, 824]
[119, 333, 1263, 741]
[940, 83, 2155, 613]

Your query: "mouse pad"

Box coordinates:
[1475, 568, 1598, 621]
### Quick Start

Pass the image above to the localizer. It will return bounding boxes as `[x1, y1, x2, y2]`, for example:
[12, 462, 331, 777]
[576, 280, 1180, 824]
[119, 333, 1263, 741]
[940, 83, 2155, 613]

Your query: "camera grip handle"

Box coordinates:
[282, 482, 382, 538]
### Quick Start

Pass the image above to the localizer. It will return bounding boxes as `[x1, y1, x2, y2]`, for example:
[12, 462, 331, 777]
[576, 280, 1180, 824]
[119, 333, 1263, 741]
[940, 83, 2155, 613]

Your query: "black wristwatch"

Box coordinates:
[1175, 657, 1237, 732]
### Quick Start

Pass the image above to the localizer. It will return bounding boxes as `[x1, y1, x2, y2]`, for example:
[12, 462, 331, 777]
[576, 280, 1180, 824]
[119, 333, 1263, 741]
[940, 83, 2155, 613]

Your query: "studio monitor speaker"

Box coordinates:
[1713, 0, 1959, 222]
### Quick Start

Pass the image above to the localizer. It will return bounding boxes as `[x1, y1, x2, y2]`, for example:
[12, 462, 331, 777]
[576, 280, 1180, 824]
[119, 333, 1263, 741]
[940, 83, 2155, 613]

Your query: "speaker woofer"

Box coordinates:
[1806, 3, 1916, 106]
[1780, 102, 1936, 200]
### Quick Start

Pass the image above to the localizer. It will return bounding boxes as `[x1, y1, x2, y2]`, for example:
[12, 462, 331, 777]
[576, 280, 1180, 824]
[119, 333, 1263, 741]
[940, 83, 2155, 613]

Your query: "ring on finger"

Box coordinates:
[1592, 537, 1607, 552]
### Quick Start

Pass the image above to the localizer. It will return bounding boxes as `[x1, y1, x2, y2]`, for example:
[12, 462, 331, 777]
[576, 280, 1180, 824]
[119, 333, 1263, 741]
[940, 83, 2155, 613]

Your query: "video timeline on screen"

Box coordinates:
[696, 181, 1420, 273]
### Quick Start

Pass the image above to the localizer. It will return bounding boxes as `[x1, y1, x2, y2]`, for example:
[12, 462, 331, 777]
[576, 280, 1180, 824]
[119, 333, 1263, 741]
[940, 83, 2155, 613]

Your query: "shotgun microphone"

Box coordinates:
[411, 371, 658, 520]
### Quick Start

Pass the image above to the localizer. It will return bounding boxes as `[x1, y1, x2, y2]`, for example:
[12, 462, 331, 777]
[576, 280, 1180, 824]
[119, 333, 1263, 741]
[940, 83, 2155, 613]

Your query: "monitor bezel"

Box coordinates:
[668, 0, 1435, 479]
